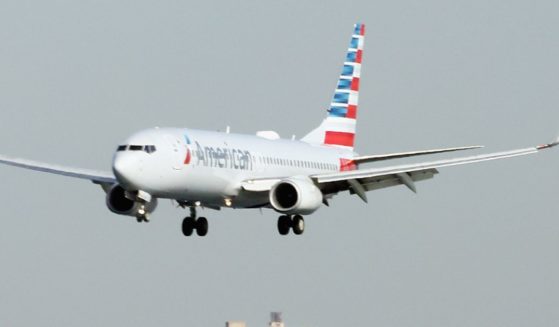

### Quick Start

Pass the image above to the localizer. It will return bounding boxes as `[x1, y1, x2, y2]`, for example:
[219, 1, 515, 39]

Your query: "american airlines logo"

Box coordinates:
[193, 141, 253, 170]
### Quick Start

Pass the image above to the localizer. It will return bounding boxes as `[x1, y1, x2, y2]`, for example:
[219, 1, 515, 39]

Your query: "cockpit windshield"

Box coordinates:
[116, 145, 157, 154]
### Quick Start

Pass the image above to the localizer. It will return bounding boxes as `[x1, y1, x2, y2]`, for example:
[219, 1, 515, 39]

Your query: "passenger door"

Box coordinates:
[166, 135, 184, 170]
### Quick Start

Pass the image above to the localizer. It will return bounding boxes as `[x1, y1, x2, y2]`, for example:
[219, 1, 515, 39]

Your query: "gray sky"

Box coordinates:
[1, 0, 559, 326]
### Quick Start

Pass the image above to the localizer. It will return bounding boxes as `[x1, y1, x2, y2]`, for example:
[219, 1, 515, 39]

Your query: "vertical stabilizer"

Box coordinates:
[301, 23, 365, 152]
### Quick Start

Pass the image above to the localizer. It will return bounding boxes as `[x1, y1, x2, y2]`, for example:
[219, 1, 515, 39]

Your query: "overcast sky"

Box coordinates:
[1, 0, 559, 326]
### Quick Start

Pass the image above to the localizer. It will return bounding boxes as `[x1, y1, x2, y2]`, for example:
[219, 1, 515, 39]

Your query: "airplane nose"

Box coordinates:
[113, 154, 141, 188]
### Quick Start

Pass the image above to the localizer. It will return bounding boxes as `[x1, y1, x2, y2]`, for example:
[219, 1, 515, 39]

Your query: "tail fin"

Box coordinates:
[301, 23, 365, 151]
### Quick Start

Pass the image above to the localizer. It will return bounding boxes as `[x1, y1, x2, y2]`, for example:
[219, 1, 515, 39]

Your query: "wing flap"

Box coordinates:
[324, 168, 438, 195]
[359, 169, 437, 192]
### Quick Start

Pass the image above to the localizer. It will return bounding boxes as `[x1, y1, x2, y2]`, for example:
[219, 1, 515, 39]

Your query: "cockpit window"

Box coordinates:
[118, 145, 157, 154]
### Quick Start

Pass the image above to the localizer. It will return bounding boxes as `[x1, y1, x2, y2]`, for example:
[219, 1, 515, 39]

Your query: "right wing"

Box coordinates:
[313, 140, 559, 202]
[0, 154, 116, 185]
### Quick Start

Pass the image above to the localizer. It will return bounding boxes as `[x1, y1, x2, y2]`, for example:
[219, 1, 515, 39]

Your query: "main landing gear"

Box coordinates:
[277, 214, 305, 236]
[182, 207, 208, 237]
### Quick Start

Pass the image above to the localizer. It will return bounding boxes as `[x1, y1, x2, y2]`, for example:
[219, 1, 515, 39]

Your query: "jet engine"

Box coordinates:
[269, 176, 323, 215]
[105, 184, 157, 217]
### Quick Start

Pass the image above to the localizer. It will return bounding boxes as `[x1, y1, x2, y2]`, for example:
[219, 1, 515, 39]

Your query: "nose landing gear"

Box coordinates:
[136, 204, 150, 223]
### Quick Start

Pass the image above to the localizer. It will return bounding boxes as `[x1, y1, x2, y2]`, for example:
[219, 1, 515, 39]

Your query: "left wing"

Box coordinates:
[0, 154, 116, 185]
[352, 145, 483, 164]
[312, 140, 559, 202]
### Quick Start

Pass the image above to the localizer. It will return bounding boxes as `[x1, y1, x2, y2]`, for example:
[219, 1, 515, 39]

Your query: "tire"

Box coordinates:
[181, 217, 195, 237]
[196, 217, 209, 237]
[277, 215, 291, 235]
[292, 215, 305, 235]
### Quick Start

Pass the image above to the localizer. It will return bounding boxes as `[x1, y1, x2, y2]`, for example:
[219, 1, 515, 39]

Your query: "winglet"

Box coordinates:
[536, 138, 559, 150]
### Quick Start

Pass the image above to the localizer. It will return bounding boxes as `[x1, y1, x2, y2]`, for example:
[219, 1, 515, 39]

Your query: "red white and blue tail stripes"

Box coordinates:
[301, 23, 365, 151]
[324, 23, 364, 148]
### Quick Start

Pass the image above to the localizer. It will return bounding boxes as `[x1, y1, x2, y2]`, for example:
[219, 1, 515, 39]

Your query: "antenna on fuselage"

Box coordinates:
[226, 126, 231, 134]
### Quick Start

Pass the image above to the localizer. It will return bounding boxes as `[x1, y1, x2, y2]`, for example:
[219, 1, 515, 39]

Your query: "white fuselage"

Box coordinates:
[112, 128, 354, 208]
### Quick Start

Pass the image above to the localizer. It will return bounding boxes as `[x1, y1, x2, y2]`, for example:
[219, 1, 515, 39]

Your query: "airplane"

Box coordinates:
[0, 23, 557, 237]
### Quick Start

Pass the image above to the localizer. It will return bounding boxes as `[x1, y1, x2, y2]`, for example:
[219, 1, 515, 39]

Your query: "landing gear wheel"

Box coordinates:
[196, 217, 209, 237]
[277, 215, 291, 235]
[182, 217, 195, 236]
[136, 215, 149, 223]
[292, 215, 305, 235]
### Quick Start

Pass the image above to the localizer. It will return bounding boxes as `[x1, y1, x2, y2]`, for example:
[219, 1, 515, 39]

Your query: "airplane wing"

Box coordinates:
[352, 145, 483, 164]
[0, 154, 116, 185]
[312, 141, 559, 202]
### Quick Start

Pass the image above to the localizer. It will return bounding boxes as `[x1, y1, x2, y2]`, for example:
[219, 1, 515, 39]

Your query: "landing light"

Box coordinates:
[224, 198, 233, 207]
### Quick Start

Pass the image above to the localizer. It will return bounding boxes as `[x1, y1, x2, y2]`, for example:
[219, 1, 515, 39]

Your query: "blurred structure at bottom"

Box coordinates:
[225, 312, 285, 327]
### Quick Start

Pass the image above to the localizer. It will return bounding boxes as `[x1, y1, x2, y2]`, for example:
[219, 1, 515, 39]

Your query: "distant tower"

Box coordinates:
[269, 312, 284, 327]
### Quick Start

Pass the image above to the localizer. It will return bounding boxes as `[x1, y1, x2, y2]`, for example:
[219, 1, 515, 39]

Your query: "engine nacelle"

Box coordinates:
[269, 176, 323, 215]
[105, 184, 157, 217]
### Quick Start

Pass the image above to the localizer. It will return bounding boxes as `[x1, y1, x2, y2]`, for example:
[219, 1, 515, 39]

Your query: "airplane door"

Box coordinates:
[166, 135, 184, 170]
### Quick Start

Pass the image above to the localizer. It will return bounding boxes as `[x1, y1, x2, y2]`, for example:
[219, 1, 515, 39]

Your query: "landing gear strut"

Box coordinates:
[182, 207, 208, 237]
[136, 204, 150, 223]
[277, 214, 305, 235]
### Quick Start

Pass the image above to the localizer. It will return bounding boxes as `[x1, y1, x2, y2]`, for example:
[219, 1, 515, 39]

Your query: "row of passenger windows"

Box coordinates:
[258, 156, 336, 171]
[116, 144, 335, 170]
[117, 145, 157, 154]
